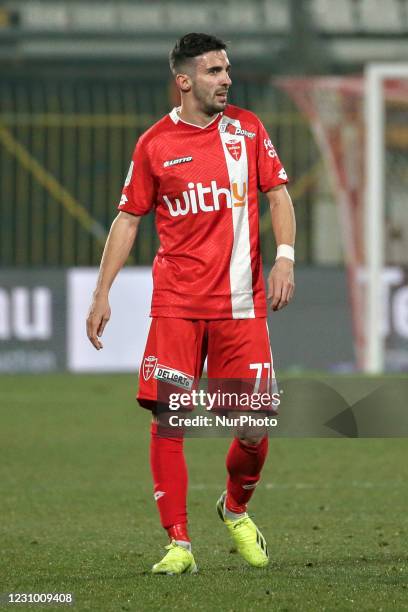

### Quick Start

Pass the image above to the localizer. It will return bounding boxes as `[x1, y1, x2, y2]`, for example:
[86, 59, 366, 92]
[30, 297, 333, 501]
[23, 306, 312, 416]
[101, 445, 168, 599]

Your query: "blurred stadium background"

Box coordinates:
[1, 0, 408, 375]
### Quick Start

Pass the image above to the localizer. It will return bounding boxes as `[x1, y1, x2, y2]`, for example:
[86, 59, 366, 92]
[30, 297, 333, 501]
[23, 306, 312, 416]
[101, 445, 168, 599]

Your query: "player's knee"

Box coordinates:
[238, 434, 264, 446]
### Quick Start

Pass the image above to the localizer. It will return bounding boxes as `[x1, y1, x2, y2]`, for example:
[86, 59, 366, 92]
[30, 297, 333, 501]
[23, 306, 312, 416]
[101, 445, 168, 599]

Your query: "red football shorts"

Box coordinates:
[137, 317, 276, 412]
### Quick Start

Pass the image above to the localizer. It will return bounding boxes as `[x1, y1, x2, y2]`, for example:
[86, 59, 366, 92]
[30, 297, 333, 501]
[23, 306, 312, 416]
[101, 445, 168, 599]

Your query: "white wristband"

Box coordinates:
[276, 244, 295, 262]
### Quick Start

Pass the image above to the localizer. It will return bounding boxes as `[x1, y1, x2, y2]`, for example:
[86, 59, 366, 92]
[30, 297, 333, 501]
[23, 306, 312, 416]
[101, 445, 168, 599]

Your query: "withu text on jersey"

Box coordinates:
[162, 180, 247, 217]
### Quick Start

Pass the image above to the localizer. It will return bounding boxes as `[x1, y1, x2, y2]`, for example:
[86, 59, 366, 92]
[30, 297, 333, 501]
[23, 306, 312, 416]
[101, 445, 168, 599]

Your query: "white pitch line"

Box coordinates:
[264, 481, 405, 490]
[189, 481, 404, 491]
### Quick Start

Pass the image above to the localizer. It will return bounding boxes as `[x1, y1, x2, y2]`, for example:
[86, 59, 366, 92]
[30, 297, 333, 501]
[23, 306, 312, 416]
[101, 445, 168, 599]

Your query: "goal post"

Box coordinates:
[365, 63, 408, 374]
[277, 65, 408, 374]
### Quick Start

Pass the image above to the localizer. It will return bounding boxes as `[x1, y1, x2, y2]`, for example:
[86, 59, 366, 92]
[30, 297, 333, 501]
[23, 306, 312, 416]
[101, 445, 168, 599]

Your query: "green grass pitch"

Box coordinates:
[1, 374, 407, 611]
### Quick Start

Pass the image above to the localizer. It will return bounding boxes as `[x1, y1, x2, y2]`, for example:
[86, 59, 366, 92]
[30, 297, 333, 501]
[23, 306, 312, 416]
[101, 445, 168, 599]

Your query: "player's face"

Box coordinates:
[191, 50, 232, 114]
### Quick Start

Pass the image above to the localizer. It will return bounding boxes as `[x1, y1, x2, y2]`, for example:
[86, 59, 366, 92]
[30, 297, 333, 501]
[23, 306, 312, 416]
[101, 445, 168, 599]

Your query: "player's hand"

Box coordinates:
[267, 259, 295, 311]
[86, 292, 111, 350]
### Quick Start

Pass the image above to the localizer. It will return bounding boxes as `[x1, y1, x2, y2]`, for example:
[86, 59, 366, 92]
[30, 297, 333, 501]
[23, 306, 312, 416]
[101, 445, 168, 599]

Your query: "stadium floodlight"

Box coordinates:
[365, 63, 408, 374]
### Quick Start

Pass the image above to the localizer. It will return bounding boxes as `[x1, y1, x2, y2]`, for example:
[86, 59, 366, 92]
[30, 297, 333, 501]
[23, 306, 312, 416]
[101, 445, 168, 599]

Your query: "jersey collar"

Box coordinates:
[169, 107, 222, 130]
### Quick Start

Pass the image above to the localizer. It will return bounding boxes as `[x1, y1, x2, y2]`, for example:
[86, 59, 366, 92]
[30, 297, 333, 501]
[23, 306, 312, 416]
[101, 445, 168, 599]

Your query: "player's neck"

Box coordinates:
[177, 105, 219, 128]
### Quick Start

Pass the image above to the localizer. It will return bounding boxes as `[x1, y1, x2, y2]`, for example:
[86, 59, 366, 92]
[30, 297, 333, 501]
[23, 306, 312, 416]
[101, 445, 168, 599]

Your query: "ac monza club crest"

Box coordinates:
[225, 138, 242, 161]
[142, 355, 158, 381]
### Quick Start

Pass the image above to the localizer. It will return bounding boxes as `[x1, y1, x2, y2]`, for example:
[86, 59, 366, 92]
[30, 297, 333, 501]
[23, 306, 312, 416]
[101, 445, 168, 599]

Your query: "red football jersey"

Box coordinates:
[118, 104, 288, 319]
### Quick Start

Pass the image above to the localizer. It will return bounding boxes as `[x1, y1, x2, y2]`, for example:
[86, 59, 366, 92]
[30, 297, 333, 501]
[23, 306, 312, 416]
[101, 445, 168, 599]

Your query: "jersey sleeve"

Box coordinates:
[117, 136, 156, 216]
[256, 119, 288, 193]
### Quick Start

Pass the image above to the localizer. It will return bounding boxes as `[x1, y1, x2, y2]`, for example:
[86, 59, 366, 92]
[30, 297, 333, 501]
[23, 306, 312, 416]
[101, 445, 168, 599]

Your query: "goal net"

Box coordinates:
[278, 67, 408, 372]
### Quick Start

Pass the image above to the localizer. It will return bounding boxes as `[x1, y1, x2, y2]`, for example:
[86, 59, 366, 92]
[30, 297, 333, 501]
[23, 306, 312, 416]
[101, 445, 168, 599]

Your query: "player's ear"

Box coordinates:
[176, 73, 192, 93]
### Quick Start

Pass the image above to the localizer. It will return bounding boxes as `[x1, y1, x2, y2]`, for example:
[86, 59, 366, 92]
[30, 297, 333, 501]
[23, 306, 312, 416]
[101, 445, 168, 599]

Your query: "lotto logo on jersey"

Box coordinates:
[163, 156, 193, 168]
[163, 180, 247, 217]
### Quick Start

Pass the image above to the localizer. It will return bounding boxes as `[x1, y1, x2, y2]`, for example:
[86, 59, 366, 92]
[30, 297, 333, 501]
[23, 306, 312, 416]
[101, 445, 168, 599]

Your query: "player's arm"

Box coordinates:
[266, 184, 296, 311]
[86, 211, 141, 350]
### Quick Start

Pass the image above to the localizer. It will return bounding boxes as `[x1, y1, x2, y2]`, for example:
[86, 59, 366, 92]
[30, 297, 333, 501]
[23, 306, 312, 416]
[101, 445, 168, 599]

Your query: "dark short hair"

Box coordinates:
[169, 32, 227, 75]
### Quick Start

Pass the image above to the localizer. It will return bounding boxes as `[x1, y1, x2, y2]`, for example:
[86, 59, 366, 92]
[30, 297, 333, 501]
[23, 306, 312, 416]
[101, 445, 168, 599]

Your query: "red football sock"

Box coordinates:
[167, 523, 190, 543]
[226, 436, 269, 514]
[150, 421, 189, 538]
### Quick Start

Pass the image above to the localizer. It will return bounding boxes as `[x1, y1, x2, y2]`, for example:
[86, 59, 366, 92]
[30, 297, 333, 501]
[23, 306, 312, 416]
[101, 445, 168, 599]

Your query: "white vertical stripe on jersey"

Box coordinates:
[219, 117, 255, 318]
